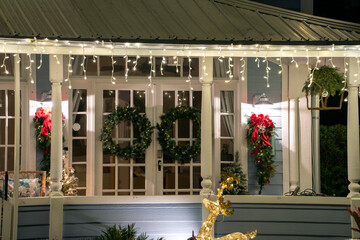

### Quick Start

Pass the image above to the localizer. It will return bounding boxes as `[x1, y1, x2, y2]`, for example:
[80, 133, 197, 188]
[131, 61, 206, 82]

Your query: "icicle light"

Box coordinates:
[225, 57, 233, 83]
[263, 57, 271, 87]
[111, 55, 116, 84]
[240, 57, 245, 81]
[148, 56, 154, 94]
[277, 57, 283, 75]
[65, 53, 74, 89]
[1, 45, 9, 74]
[160, 56, 166, 75]
[133, 55, 140, 71]
[291, 55, 299, 68]
[255, 57, 260, 68]
[124, 55, 130, 82]
[186, 56, 193, 90]
[26, 53, 35, 84]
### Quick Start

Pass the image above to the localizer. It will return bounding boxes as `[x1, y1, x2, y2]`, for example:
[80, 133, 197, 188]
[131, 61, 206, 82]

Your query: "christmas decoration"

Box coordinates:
[61, 167, 78, 196]
[100, 106, 154, 160]
[156, 106, 201, 164]
[196, 176, 257, 240]
[220, 151, 248, 195]
[33, 107, 65, 172]
[246, 113, 275, 194]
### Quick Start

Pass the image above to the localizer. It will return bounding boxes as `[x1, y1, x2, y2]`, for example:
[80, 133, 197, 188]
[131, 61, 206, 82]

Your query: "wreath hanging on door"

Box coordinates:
[100, 106, 154, 160]
[156, 106, 201, 164]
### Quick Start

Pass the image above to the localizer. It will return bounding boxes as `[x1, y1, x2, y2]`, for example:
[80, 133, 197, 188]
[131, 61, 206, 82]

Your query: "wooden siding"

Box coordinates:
[214, 203, 351, 239]
[247, 58, 283, 195]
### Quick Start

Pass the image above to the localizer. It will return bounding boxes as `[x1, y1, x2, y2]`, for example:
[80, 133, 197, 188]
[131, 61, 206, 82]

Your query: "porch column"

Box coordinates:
[199, 57, 214, 196]
[289, 98, 300, 192]
[347, 58, 360, 198]
[49, 54, 64, 239]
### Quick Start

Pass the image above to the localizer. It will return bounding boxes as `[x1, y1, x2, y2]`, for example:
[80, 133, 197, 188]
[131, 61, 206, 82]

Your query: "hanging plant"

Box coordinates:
[302, 66, 345, 110]
[246, 113, 275, 194]
[156, 106, 201, 164]
[33, 107, 65, 172]
[100, 106, 154, 160]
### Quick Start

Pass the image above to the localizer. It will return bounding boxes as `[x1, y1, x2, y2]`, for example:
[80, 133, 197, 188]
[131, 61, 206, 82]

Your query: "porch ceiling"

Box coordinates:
[0, 0, 360, 46]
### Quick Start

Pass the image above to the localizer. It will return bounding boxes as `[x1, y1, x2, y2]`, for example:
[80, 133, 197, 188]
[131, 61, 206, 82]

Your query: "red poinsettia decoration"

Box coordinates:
[33, 107, 65, 172]
[247, 113, 275, 194]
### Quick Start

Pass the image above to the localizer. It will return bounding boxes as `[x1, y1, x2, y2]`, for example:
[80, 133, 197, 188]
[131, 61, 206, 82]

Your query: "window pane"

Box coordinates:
[163, 91, 175, 113]
[103, 167, 115, 189]
[118, 120, 131, 138]
[193, 91, 202, 110]
[193, 121, 200, 138]
[72, 139, 86, 162]
[128, 57, 151, 76]
[178, 118, 190, 138]
[178, 166, 190, 189]
[193, 166, 201, 189]
[155, 57, 179, 77]
[118, 192, 130, 195]
[71, 56, 96, 76]
[178, 91, 189, 107]
[7, 147, 14, 171]
[73, 164, 86, 187]
[103, 192, 115, 196]
[118, 167, 130, 189]
[118, 90, 130, 107]
[133, 91, 145, 113]
[103, 150, 115, 164]
[72, 114, 87, 137]
[103, 90, 115, 113]
[134, 154, 145, 164]
[164, 167, 175, 189]
[100, 56, 124, 76]
[221, 116, 234, 137]
[221, 139, 234, 162]
[133, 167, 145, 189]
[0, 119, 4, 144]
[183, 58, 199, 77]
[0, 147, 4, 171]
[8, 90, 14, 116]
[220, 91, 234, 113]
[73, 89, 87, 112]
[133, 192, 145, 195]
[178, 141, 190, 163]
[0, 54, 13, 76]
[8, 118, 14, 144]
[76, 189, 86, 196]
[0, 90, 5, 116]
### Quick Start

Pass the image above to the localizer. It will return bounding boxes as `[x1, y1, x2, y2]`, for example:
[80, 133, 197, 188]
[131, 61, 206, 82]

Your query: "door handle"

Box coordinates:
[158, 160, 162, 171]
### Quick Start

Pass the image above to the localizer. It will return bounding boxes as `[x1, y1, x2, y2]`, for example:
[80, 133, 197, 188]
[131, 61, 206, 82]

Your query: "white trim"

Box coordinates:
[282, 65, 290, 194]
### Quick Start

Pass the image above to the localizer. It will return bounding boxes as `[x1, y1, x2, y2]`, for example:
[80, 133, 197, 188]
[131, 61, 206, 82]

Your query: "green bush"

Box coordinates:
[320, 124, 349, 196]
[96, 223, 165, 240]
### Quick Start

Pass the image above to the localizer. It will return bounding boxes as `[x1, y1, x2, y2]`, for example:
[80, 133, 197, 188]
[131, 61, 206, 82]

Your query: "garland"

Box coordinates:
[33, 107, 65, 172]
[157, 106, 201, 164]
[100, 106, 154, 159]
[246, 113, 275, 194]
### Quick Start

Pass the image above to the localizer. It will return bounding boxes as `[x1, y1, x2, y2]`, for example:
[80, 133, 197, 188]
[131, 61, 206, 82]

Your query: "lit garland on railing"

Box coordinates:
[26, 53, 35, 84]
[240, 57, 245, 81]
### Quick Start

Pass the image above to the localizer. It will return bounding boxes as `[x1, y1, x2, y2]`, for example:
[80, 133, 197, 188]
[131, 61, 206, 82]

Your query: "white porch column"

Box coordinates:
[289, 98, 300, 192]
[49, 54, 64, 239]
[347, 58, 360, 198]
[199, 57, 214, 196]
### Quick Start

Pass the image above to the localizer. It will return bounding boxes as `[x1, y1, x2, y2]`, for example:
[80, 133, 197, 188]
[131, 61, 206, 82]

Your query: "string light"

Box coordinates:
[263, 57, 271, 87]
[65, 53, 74, 89]
[1, 43, 9, 74]
[174, 56, 179, 73]
[160, 56, 166, 75]
[132, 55, 140, 71]
[37, 53, 43, 69]
[239, 57, 245, 81]
[277, 57, 283, 74]
[291, 55, 299, 68]
[225, 57, 233, 83]
[111, 55, 116, 84]
[186, 56, 193, 90]
[255, 57, 260, 68]
[308, 56, 321, 88]
[148, 55, 154, 94]
[53, 55, 60, 64]
[124, 55, 130, 82]
[25, 53, 35, 84]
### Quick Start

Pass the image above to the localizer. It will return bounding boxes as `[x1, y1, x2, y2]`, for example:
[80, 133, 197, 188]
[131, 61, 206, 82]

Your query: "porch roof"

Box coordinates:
[1, 0, 360, 46]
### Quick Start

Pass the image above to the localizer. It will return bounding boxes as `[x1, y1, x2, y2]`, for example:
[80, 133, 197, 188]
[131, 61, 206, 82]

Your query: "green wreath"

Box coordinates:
[100, 106, 154, 160]
[157, 106, 201, 164]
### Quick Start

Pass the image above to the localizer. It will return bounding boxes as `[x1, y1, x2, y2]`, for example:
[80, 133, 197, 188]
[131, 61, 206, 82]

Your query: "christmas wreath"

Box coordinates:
[246, 113, 275, 194]
[33, 107, 65, 172]
[157, 106, 201, 164]
[100, 106, 154, 160]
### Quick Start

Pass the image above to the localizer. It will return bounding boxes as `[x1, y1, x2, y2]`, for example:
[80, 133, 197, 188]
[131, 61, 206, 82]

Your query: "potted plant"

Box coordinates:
[302, 65, 345, 110]
[348, 206, 360, 239]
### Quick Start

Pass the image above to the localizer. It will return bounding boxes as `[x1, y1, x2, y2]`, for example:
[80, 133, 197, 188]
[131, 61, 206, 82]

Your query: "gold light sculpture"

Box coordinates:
[196, 176, 257, 240]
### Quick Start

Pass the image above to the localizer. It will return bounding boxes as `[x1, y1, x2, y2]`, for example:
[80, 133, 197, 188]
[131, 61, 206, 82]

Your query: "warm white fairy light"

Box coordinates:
[255, 57, 260, 68]
[65, 53, 74, 89]
[53, 55, 60, 65]
[111, 55, 116, 84]
[148, 55, 154, 94]
[37, 53, 43, 69]
[1, 43, 9, 75]
[263, 57, 271, 87]
[291, 55, 299, 68]
[276, 57, 283, 75]
[26, 53, 35, 84]
[132, 55, 140, 71]
[240, 57, 245, 81]
[225, 57, 233, 83]
[160, 56, 166, 75]
[186, 56, 193, 90]
[124, 55, 130, 82]
[174, 56, 179, 73]
[308, 56, 321, 88]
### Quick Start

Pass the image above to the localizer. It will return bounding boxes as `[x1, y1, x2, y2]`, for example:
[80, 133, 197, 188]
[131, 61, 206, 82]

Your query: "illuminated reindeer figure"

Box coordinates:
[196, 176, 257, 240]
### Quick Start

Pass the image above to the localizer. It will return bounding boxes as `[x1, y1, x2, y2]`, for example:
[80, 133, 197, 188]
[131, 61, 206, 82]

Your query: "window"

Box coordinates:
[0, 89, 21, 171]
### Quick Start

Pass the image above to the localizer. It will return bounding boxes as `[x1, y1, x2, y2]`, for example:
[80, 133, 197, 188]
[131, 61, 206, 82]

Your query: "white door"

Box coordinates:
[155, 84, 202, 195]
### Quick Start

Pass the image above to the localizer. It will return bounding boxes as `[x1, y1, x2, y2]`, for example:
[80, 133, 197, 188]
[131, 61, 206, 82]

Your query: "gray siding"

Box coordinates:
[214, 203, 351, 239]
[18, 205, 49, 239]
[247, 58, 283, 195]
